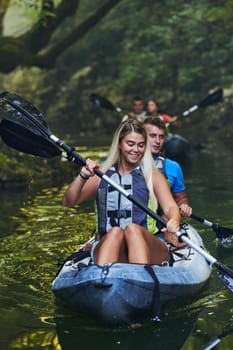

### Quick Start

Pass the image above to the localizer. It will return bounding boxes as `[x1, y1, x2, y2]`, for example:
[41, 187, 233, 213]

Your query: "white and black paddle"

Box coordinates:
[0, 91, 232, 293]
[177, 88, 223, 120]
[190, 213, 233, 248]
[90, 88, 223, 121]
[90, 93, 124, 113]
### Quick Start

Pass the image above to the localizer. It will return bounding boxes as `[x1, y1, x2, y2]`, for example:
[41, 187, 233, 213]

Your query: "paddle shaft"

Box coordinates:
[180, 104, 198, 118]
[190, 214, 214, 228]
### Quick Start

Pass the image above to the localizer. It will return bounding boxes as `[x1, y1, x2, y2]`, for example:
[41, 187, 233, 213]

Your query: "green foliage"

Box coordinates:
[0, 146, 59, 186]
[12, 0, 56, 26]
[0, 144, 108, 187]
[0, 149, 31, 176]
[0, 0, 233, 139]
[112, 1, 231, 108]
[50, 0, 233, 115]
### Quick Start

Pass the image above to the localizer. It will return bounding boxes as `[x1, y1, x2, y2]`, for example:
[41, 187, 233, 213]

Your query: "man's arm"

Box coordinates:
[173, 191, 192, 217]
[165, 159, 192, 217]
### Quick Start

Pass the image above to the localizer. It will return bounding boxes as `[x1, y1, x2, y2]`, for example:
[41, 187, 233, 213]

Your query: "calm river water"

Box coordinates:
[0, 143, 232, 350]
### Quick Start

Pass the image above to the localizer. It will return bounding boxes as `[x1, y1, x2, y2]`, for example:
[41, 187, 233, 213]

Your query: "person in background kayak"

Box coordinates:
[143, 116, 192, 217]
[122, 96, 147, 122]
[62, 120, 183, 266]
[146, 99, 178, 124]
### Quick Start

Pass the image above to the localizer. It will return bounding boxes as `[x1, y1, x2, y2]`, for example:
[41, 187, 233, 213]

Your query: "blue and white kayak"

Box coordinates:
[52, 224, 212, 326]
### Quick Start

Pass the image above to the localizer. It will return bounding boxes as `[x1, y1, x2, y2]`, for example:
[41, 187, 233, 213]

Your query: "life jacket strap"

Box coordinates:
[108, 184, 132, 192]
[107, 210, 131, 219]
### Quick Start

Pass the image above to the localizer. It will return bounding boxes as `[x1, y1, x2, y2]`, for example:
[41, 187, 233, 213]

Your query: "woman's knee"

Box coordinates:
[124, 223, 142, 241]
[106, 227, 125, 243]
[125, 223, 140, 232]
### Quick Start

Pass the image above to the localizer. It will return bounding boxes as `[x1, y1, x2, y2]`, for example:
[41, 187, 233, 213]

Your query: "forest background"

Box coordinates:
[0, 0, 233, 183]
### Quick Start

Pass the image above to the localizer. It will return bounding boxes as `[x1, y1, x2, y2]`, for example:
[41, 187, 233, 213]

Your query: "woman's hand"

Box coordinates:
[161, 218, 186, 248]
[83, 242, 93, 251]
[80, 158, 99, 179]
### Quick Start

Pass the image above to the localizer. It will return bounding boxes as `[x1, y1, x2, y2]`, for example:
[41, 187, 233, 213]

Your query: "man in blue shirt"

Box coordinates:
[144, 117, 192, 217]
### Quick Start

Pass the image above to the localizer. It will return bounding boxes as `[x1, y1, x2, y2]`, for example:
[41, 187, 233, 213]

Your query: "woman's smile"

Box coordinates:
[119, 132, 146, 165]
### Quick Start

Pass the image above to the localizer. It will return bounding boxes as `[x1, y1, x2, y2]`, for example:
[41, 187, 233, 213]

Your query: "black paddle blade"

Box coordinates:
[215, 261, 233, 292]
[0, 92, 61, 158]
[0, 119, 61, 158]
[213, 223, 233, 248]
[198, 88, 223, 108]
[217, 269, 233, 292]
[212, 223, 233, 239]
[90, 93, 117, 111]
[0, 91, 49, 130]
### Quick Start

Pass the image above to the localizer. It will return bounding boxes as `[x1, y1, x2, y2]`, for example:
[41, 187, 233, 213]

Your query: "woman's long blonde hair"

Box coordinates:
[102, 119, 158, 211]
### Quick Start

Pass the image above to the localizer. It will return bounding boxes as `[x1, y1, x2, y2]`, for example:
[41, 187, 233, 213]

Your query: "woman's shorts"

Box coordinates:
[155, 232, 171, 248]
[91, 240, 100, 263]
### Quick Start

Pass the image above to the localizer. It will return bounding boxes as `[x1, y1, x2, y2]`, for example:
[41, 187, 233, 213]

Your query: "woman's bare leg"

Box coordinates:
[94, 227, 128, 264]
[124, 224, 150, 263]
[124, 223, 169, 265]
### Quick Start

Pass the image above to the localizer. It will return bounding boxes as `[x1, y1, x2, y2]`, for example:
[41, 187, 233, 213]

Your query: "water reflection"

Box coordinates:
[0, 146, 233, 349]
[55, 311, 200, 350]
[0, 183, 96, 350]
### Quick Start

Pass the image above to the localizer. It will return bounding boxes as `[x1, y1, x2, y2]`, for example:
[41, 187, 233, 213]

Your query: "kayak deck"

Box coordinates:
[52, 225, 212, 326]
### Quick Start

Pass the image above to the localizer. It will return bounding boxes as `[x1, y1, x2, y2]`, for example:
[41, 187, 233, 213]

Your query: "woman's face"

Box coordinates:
[147, 100, 158, 114]
[118, 131, 146, 166]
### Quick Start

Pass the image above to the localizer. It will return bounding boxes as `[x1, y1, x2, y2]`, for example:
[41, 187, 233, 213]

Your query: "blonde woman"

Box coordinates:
[62, 120, 182, 266]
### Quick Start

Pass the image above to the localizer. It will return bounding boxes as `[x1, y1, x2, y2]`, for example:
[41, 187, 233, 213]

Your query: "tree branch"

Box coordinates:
[0, 0, 122, 72]
[36, 0, 123, 68]
[21, 0, 81, 52]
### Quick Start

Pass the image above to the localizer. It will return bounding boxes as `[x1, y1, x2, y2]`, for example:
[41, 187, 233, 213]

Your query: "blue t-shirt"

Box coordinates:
[153, 155, 185, 193]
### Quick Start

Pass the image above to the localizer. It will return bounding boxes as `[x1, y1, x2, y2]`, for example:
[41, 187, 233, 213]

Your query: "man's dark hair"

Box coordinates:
[132, 96, 144, 102]
[143, 116, 166, 130]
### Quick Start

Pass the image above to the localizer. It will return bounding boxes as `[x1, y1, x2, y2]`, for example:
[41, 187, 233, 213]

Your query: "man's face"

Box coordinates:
[144, 124, 166, 154]
[132, 100, 144, 114]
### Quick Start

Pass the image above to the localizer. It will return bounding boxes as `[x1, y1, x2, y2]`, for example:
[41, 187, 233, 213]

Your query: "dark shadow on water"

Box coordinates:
[55, 310, 200, 350]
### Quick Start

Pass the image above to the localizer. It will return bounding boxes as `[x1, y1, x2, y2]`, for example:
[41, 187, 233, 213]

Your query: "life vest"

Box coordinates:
[96, 166, 157, 237]
[153, 154, 166, 177]
[153, 154, 169, 222]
